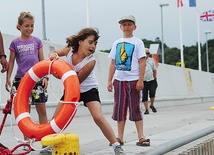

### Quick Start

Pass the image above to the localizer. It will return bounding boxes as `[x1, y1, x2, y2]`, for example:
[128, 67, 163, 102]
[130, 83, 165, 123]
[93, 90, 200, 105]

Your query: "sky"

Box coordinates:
[0, 0, 214, 51]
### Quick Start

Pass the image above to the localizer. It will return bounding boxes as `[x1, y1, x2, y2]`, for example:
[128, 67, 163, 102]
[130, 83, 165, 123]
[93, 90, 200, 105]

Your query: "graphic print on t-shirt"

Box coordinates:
[17, 43, 35, 56]
[115, 42, 134, 71]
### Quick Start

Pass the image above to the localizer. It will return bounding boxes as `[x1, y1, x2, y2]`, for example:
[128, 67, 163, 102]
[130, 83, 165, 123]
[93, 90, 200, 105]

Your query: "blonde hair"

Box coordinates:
[16, 12, 34, 30]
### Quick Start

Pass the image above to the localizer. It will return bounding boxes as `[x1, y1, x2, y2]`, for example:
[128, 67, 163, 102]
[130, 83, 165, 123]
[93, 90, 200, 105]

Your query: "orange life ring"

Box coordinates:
[14, 58, 80, 141]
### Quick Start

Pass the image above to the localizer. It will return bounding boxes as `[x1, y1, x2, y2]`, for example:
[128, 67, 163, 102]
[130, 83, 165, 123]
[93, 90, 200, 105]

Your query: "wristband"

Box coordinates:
[0, 54, 6, 59]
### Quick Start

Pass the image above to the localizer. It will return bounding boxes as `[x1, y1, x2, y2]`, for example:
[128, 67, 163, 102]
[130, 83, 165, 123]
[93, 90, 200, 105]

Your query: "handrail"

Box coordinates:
[143, 126, 214, 155]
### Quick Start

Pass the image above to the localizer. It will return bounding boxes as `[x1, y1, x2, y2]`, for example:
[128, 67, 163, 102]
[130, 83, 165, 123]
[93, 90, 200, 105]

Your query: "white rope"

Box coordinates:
[48, 55, 80, 106]
[47, 55, 80, 133]
[10, 93, 27, 144]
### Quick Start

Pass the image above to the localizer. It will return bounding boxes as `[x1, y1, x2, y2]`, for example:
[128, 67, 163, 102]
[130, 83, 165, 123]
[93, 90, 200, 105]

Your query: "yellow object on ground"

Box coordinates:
[41, 133, 80, 155]
[211, 107, 214, 110]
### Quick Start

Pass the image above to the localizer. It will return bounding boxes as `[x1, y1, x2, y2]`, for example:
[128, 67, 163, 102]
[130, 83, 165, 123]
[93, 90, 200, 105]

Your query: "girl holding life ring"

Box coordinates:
[5, 12, 48, 145]
[49, 27, 125, 154]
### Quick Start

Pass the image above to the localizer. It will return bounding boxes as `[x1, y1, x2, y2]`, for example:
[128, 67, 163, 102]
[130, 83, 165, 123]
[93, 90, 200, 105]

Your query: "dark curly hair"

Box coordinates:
[66, 27, 100, 53]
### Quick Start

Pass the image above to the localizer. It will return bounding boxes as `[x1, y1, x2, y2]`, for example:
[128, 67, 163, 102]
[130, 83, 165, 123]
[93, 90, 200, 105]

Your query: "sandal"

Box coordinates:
[109, 138, 124, 146]
[136, 138, 150, 146]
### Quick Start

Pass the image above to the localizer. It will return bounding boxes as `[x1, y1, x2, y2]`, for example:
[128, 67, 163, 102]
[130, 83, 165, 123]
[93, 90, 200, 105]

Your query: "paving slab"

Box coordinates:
[0, 101, 214, 155]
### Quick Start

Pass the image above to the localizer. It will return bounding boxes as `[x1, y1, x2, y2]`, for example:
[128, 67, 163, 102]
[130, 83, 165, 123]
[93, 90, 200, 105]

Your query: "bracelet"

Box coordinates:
[0, 54, 6, 59]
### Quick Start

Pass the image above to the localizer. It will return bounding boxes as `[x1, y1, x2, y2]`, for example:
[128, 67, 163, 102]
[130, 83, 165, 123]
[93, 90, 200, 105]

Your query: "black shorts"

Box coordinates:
[11, 78, 48, 104]
[61, 88, 101, 107]
[142, 79, 158, 102]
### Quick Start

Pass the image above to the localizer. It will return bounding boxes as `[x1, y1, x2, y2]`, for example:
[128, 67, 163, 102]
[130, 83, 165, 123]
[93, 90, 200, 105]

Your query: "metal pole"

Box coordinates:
[196, 10, 201, 71]
[205, 33, 209, 72]
[159, 3, 169, 64]
[205, 30, 211, 72]
[41, 0, 47, 40]
[160, 6, 164, 63]
[86, 0, 91, 27]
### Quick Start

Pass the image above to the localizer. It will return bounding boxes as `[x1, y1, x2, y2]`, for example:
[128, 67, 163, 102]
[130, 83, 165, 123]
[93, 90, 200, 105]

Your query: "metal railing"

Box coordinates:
[179, 137, 214, 155]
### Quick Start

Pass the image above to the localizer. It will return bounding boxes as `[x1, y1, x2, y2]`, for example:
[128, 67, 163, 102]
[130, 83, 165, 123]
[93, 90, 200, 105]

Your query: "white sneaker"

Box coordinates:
[114, 145, 125, 155]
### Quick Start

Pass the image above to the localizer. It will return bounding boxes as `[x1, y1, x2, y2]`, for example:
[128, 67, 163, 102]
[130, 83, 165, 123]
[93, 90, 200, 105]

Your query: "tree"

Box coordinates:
[99, 38, 214, 73]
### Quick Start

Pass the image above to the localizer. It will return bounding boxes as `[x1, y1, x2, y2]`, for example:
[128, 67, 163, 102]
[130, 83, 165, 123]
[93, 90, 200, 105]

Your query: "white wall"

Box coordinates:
[1, 33, 214, 120]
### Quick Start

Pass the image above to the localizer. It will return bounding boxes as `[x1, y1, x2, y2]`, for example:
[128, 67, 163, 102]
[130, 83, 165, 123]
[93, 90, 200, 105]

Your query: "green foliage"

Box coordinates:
[99, 49, 111, 53]
[99, 38, 214, 73]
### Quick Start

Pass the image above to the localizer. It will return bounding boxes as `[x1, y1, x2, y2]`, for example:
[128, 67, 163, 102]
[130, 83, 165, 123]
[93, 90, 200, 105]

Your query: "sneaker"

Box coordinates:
[40, 146, 52, 155]
[144, 110, 149, 114]
[150, 105, 157, 113]
[40, 150, 52, 155]
[114, 145, 125, 155]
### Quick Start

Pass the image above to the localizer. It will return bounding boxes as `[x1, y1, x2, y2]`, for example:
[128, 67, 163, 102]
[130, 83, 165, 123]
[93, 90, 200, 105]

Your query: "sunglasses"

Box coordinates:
[146, 53, 150, 54]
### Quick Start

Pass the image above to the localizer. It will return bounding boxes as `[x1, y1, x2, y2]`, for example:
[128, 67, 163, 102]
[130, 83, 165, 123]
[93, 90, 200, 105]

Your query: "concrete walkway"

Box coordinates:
[0, 101, 214, 155]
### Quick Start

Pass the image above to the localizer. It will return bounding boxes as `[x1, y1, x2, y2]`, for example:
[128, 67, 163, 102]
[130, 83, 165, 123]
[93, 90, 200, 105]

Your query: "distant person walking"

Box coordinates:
[0, 30, 8, 73]
[107, 15, 150, 146]
[5, 12, 48, 150]
[142, 48, 158, 114]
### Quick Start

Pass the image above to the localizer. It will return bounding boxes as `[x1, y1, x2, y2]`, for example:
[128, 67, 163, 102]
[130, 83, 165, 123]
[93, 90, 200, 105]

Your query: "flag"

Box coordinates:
[200, 10, 214, 22]
[177, 0, 196, 7]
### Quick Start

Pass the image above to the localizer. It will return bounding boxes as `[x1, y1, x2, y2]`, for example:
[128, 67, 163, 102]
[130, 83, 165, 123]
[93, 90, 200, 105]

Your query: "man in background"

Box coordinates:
[142, 48, 157, 114]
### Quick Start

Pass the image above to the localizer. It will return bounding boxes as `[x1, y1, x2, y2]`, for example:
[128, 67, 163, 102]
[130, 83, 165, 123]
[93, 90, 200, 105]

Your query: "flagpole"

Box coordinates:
[196, 8, 201, 71]
[86, 0, 91, 27]
[179, 7, 184, 67]
[41, 0, 47, 40]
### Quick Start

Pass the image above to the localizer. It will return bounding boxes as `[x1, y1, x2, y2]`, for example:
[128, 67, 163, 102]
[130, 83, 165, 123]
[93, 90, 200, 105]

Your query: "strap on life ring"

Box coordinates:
[14, 58, 80, 141]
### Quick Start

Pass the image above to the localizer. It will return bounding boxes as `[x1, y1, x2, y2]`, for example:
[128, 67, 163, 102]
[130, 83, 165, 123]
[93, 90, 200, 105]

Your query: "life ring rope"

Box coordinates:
[45, 57, 80, 134]
[47, 58, 80, 106]
[7, 93, 35, 145]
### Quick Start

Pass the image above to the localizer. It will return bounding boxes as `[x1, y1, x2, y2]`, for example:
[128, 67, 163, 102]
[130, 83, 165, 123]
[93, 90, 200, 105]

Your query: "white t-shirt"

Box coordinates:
[66, 49, 98, 93]
[144, 57, 156, 82]
[108, 36, 146, 81]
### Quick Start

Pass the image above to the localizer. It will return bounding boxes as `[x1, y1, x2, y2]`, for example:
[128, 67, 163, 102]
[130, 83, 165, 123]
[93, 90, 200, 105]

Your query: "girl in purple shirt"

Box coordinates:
[5, 12, 48, 150]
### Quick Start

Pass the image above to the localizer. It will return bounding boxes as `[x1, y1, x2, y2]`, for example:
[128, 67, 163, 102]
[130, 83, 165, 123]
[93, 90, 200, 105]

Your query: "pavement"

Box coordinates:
[0, 101, 214, 155]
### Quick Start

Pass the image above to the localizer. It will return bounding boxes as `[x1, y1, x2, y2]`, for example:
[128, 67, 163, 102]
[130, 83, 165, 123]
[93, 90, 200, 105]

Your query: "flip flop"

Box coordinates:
[109, 138, 124, 146]
[136, 138, 150, 146]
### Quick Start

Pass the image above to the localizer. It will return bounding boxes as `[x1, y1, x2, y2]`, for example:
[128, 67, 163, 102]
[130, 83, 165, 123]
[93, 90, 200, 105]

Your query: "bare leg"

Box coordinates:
[143, 101, 149, 110]
[135, 120, 143, 139]
[150, 97, 155, 107]
[35, 103, 48, 124]
[149, 97, 157, 112]
[52, 102, 62, 119]
[135, 120, 149, 145]
[117, 121, 126, 142]
[87, 101, 118, 144]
